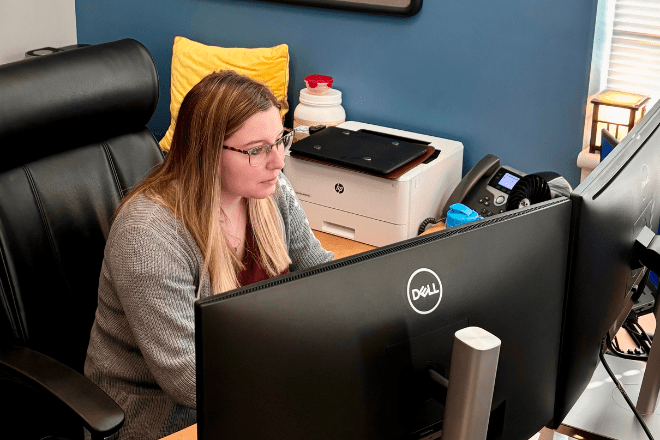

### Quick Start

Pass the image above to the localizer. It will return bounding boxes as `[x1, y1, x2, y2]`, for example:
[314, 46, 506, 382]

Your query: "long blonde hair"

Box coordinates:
[117, 70, 291, 295]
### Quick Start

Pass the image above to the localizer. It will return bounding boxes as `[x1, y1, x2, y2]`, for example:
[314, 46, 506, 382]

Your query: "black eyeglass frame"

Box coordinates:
[223, 128, 294, 166]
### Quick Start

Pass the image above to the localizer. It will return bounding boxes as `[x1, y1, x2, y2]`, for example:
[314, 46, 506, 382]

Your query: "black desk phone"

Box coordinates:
[441, 154, 526, 218]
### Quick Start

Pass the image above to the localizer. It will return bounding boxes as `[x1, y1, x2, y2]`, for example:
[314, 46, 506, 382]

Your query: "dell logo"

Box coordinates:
[335, 183, 344, 194]
[411, 283, 440, 300]
[407, 268, 443, 315]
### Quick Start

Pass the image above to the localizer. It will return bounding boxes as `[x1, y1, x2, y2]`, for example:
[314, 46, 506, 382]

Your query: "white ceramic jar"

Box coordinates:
[293, 88, 346, 141]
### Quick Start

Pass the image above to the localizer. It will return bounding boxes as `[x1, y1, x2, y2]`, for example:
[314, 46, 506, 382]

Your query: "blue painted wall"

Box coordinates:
[76, 0, 598, 187]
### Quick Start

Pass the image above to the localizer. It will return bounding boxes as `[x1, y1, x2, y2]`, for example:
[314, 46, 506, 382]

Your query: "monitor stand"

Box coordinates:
[633, 228, 660, 414]
[638, 319, 660, 414]
[561, 353, 660, 439]
[441, 327, 500, 440]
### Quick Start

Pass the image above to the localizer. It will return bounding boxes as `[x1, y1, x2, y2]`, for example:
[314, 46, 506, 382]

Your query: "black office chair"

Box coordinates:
[0, 39, 164, 439]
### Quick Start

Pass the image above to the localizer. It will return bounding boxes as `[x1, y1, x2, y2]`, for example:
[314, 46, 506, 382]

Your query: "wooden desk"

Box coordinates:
[311, 221, 447, 260]
[161, 228, 655, 440]
[311, 230, 376, 259]
[164, 426, 610, 440]
[162, 424, 196, 440]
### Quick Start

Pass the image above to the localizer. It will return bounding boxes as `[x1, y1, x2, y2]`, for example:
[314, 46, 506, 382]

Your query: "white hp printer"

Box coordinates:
[284, 121, 463, 247]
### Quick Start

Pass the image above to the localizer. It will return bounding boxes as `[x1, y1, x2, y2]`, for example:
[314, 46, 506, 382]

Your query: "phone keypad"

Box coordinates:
[477, 195, 493, 216]
[477, 194, 507, 217]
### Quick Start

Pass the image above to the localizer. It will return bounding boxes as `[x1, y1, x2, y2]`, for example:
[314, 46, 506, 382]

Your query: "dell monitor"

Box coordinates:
[196, 198, 571, 440]
[553, 99, 660, 426]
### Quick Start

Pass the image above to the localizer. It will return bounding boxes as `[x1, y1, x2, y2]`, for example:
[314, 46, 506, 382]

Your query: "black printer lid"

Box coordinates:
[289, 127, 429, 175]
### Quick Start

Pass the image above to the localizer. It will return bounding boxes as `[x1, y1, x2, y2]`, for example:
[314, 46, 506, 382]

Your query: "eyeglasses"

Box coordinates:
[223, 128, 294, 167]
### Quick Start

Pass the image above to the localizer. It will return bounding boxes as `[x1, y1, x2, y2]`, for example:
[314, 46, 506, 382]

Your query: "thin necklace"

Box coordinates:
[221, 201, 247, 251]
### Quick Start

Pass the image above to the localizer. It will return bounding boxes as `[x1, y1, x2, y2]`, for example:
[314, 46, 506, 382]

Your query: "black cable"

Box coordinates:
[626, 319, 652, 353]
[600, 338, 655, 440]
[418, 217, 441, 235]
[608, 321, 651, 362]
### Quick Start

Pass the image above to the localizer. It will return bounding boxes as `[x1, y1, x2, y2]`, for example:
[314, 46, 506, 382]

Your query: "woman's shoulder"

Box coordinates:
[273, 171, 310, 226]
[111, 194, 194, 247]
[108, 193, 201, 264]
[115, 193, 175, 229]
[274, 172, 296, 204]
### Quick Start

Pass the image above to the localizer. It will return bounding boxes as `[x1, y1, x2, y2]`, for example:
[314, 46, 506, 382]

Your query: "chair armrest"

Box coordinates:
[0, 345, 124, 439]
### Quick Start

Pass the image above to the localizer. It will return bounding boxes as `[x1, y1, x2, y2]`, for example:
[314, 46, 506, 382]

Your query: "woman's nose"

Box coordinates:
[267, 145, 286, 169]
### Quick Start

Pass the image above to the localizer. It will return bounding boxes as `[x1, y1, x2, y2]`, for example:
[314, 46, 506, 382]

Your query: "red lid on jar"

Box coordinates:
[305, 74, 333, 88]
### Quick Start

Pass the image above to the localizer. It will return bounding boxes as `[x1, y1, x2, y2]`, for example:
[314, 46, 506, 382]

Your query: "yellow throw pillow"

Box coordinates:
[160, 36, 290, 152]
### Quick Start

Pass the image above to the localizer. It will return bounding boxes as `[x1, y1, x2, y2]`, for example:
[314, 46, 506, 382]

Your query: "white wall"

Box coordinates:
[0, 0, 77, 65]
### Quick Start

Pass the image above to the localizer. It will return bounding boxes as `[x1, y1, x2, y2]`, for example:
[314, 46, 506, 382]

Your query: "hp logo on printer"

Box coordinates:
[335, 183, 344, 194]
[407, 268, 443, 315]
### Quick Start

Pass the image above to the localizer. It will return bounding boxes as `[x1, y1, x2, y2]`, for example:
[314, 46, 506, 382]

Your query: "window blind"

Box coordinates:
[606, 0, 660, 100]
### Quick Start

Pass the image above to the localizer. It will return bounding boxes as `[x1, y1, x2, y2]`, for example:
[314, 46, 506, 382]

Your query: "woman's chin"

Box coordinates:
[251, 186, 277, 199]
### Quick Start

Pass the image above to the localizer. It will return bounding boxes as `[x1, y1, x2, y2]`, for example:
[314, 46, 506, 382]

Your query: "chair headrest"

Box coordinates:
[0, 39, 159, 170]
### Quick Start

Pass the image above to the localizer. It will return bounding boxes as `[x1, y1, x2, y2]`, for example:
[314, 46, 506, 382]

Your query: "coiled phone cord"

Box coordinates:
[418, 217, 442, 235]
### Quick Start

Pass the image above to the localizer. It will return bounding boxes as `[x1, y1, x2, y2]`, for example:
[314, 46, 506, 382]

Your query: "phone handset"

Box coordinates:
[441, 154, 501, 218]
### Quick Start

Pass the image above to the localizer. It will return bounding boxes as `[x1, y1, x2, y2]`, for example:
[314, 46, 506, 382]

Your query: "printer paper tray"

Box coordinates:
[301, 200, 409, 247]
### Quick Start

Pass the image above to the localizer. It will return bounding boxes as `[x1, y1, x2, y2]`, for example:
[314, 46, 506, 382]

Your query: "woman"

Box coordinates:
[84, 70, 334, 439]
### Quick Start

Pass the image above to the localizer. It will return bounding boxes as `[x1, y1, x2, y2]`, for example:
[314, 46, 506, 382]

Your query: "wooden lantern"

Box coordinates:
[590, 90, 650, 153]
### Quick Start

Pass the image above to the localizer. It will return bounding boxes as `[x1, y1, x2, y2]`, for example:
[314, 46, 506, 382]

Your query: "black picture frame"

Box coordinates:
[252, 0, 422, 16]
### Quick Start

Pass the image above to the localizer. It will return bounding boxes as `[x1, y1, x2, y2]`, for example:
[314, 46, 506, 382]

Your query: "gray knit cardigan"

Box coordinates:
[84, 172, 334, 439]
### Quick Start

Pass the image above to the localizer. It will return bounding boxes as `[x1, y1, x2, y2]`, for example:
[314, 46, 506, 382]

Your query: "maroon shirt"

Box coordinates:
[237, 222, 289, 286]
